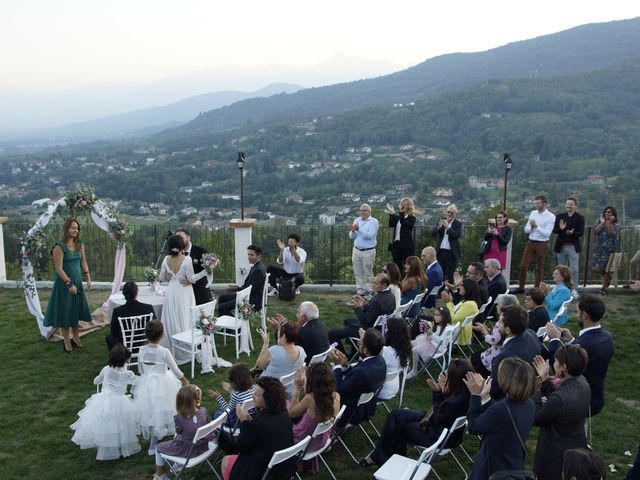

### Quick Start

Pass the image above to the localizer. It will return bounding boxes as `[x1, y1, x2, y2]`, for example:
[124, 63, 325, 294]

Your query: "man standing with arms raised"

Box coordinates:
[553, 196, 585, 294]
[349, 203, 379, 295]
[512, 195, 556, 294]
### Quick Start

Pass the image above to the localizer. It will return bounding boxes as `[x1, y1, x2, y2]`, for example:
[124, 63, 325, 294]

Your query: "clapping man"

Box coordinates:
[431, 204, 462, 284]
[553, 197, 585, 294]
[349, 203, 379, 295]
[267, 233, 306, 297]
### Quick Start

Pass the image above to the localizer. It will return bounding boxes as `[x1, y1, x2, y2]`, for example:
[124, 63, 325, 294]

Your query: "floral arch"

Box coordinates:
[21, 186, 130, 339]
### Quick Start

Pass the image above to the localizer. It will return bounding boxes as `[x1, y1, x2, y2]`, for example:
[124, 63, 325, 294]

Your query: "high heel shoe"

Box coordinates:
[62, 342, 74, 353]
[71, 339, 84, 349]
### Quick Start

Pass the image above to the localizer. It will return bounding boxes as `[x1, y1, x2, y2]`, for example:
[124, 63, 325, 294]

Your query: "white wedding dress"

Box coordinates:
[159, 255, 207, 364]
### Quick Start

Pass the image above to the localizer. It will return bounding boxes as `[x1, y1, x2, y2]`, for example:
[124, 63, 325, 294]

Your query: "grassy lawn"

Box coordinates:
[1, 288, 639, 479]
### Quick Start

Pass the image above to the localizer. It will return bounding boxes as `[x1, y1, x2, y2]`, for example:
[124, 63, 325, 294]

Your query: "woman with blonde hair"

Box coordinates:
[43, 218, 92, 353]
[386, 197, 417, 271]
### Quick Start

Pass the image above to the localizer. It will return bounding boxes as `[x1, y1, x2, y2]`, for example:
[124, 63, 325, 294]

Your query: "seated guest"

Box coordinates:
[420, 246, 444, 309]
[267, 301, 329, 365]
[546, 294, 614, 416]
[328, 274, 396, 356]
[540, 265, 573, 325]
[221, 377, 294, 480]
[532, 345, 591, 480]
[440, 278, 481, 346]
[464, 357, 537, 480]
[407, 306, 455, 379]
[448, 262, 489, 307]
[525, 287, 550, 333]
[106, 281, 155, 351]
[329, 328, 387, 428]
[563, 449, 607, 480]
[378, 317, 412, 400]
[482, 258, 508, 321]
[218, 245, 266, 316]
[382, 262, 402, 309]
[255, 322, 305, 398]
[361, 358, 474, 467]
[288, 363, 341, 475]
[490, 304, 541, 400]
[470, 293, 519, 378]
[267, 233, 306, 296]
[401, 255, 427, 318]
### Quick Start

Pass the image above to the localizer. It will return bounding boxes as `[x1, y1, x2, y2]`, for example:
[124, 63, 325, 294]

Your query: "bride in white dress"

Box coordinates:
[158, 234, 208, 364]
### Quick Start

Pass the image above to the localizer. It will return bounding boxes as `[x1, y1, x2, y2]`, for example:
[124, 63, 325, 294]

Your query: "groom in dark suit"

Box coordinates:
[176, 228, 213, 305]
[218, 244, 267, 316]
[546, 294, 614, 416]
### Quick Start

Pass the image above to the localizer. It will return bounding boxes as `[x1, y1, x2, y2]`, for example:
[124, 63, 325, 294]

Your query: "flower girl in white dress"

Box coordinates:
[70, 344, 141, 460]
[134, 319, 188, 455]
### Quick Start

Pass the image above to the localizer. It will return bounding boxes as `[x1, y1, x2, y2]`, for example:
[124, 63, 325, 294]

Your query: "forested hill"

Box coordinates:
[169, 17, 640, 137]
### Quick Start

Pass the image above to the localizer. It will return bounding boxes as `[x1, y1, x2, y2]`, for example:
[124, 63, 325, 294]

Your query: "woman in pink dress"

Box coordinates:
[483, 210, 512, 270]
[288, 363, 341, 474]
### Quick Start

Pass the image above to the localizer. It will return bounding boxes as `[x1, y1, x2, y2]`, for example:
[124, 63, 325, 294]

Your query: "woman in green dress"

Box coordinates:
[44, 218, 92, 353]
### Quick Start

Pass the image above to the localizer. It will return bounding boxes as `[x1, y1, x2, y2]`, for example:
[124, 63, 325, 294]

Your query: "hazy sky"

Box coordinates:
[2, 0, 638, 93]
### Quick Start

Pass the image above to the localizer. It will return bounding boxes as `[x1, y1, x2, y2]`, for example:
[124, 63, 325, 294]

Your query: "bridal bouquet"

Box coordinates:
[202, 253, 221, 274]
[144, 265, 159, 283]
[197, 309, 215, 336]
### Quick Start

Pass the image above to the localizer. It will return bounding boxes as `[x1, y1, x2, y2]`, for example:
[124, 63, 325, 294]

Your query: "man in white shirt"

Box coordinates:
[267, 233, 306, 296]
[512, 195, 556, 294]
[349, 203, 380, 295]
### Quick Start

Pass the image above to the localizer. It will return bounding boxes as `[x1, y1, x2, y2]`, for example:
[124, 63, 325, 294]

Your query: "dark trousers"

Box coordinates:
[437, 248, 458, 284]
[625, 442, 640, 480]
[266, 266, 305, 289]
[218, 292, 237, 316]
[519, 240, 549, 288]
[105, 334, 121, 352]
[470, 351, 491, 378]
[328, 319, 360, 355]
[391, 243, 415, 273]
[370, 408, 440, 466]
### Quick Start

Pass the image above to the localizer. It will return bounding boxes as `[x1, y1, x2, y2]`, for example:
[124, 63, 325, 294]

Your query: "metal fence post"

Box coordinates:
[329, 225, 334, 287]
[583, 226, 592, 288]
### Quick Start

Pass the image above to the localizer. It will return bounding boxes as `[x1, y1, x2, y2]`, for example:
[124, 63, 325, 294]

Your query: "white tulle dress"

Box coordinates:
[70, 365, 141, 460]
[159, 255, 208, 364]
[133, 343, 183, 439]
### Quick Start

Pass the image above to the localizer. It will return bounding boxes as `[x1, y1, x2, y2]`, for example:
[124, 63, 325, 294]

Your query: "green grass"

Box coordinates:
[1, 289, 639, 479]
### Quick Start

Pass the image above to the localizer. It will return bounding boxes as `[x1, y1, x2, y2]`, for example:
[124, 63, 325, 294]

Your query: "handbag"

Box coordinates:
[479, 239, 491, 258]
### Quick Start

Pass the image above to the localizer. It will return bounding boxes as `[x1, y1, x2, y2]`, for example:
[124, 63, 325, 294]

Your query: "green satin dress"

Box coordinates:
[43, 240, 92, 328]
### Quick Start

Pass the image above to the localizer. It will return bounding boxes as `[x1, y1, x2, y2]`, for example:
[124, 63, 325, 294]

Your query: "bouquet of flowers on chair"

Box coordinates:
[202, 253, 220, 287]
[197, 308, 216, 374]
[238, 301, 260, 354]
[144, 265, 159, 288]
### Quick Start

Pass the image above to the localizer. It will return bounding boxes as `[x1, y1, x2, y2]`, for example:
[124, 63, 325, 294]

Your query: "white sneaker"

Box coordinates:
[267, 288, 278, 297]
[295, 288, 301, 295]
[148, 447, 156, 456]
[153, 475, 168, 480]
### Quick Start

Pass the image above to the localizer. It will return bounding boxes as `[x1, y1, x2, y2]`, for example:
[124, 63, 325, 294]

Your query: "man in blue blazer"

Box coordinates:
[490, 305, 541, 400]
[330, 328, 387, 428]
[421, 246, 444, 308]
[546, 294, 614, 416]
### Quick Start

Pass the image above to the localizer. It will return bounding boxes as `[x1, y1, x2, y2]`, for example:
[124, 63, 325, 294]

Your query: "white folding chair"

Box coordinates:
[160, 411, 228, 480]
[260, 435, 311, 480]
[420, 283, 443, 314]
[222, 398, 255, 437]
[118, 312, 154, 372]
[369, 368, 404, 437]
[308, 346, 332, 366]
[406, 292, 426, 325]
[455, 314, 476, 358]
[412, 324, 457, 382]
[373, 428, 449, 480]
[280, 371, 296, 392]
[215, 285, 252, 359]
[472, 296, 492, 347]
[261, 273, 270, 331]
[392, 300, 413, 318]
[172, 300, 217, 378]
[296, 405, 347, 480]
[333, 391, 378, 463]
[429, 416, 473, 478]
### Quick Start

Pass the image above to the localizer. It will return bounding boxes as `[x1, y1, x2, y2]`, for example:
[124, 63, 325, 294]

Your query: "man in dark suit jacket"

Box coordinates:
[328, 274, 396, 355]
[176, 228, 213, 305]
[546, 295, 614, 416]
[268, 301, 330, 365]
[330, 328, 387, 428]
[218, 244, 267, 316]
[483, 258, 508, 320]
[491, 305, 541, 400]
[106, 281, 155, 351]
[421, 246, 444, 308]
[431, 204, 462, 283]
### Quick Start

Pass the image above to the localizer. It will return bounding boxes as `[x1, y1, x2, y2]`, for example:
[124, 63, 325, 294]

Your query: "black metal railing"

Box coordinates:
[3, 221, 638, 286]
